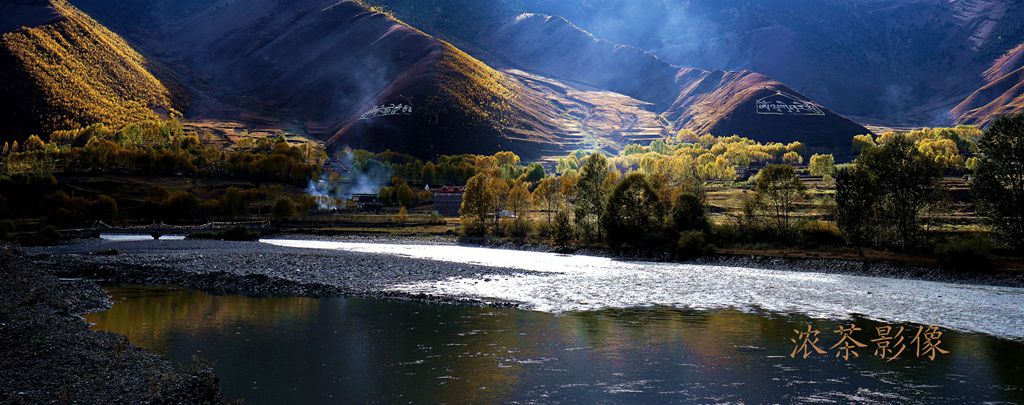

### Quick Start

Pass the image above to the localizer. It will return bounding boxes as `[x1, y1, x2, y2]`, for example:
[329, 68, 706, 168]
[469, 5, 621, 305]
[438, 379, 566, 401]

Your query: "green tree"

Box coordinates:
[782, 151, 803, 165]
[972, 114, 1024, 251]
[88, 195, 119, 221]
[494, 151, 521, 167]
[575, 153, 609, 240]
[603, 173, 664, 248]
[551, 210, 573, 248]
[393, 178, 414, 208]
[522, 163, 545, 183]
[785, 141, 807, 156]
[755, 165, 806, 234]
[487, 177, 510, 234]
[162, 192, 200, 222]
[421, 162, 437, 186]
[670, 192, 709, 233]
[808, 154, 836, 178]
[852, 134, 876, 155]
[219, 187, 251, 218]
[271, 197, 297, 222]
[858, 134, 944, 251]
[835, 166, 875, 255]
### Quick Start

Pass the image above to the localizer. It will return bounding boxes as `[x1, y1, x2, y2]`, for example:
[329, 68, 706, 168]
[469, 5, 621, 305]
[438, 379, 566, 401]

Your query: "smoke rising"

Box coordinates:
[306, 148, 393, 209]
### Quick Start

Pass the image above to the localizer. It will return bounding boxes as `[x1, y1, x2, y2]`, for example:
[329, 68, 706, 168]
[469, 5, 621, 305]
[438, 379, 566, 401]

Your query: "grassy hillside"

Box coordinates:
[0, 0, 173, 142]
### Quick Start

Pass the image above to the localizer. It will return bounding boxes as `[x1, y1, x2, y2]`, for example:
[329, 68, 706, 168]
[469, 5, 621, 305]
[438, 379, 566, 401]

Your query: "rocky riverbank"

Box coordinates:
[0, 249, 222, 404]
[28, 237, 538, 303]
[30, 234, 1024, 293]
[4, 234, 1023, 402]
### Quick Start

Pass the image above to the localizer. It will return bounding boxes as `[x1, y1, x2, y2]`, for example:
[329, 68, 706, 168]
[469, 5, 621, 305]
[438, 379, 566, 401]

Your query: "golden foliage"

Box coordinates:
[1, 0, 173, 136]
[857, 125, 980, 169]
[431, 43, 520, 128]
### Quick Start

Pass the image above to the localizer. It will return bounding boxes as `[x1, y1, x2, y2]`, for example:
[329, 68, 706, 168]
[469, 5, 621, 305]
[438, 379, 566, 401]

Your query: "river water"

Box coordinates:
[85, 241, 1024, 403]
[261, 239, 1024, 340]
[89, 286, 1023, 403]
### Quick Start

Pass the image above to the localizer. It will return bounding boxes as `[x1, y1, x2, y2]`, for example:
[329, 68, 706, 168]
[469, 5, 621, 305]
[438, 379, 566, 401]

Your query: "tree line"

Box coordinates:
[459, 115, 1024, 265]
[1, 120, 325, 186]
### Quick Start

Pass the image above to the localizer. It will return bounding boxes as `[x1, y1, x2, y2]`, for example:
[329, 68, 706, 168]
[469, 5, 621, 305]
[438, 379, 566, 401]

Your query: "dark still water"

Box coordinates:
[87, 285, 1024, 404]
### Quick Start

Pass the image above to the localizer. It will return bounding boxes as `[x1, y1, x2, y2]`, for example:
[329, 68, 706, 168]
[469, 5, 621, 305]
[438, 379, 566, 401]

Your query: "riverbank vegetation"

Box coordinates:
[2, 112, 1022, 271]
[456, 115, 1022, 271]
[0, 119, 326, 233]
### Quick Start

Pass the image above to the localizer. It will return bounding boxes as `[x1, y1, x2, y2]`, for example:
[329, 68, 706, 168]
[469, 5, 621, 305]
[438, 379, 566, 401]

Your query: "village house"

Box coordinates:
[431, 185, 465, 217]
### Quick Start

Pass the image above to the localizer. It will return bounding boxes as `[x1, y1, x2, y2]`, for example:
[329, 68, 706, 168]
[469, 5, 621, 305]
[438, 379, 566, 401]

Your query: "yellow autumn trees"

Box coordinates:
[855, 125, 980, 170]
[570, 132, 808, 183]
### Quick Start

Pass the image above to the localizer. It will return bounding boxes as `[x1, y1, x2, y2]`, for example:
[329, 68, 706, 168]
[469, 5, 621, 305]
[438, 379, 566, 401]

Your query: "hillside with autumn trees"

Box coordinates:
[0, 0, 174, 143]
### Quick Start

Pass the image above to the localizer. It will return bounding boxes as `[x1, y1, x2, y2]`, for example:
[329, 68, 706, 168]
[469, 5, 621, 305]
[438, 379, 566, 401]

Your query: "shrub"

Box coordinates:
[0, 219, 15, 240]
[502, 217, 531, 238]
[531, 219, 551, 238]
[934, 235, 995, 272]
[221, 226, 260, 241]
[551, 210, 573, 249]
[709, 221, 775, 247]
[676, 230, 710, 259]
[89, 195, 119, 221]
[798, 220, 844, 247]
[271, 197, 297, 222]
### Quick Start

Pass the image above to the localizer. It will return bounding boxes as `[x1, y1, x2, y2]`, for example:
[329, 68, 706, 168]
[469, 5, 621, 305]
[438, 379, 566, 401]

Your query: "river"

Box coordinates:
[83, 240, 1024, 403]
[261, 239, 1024, 340]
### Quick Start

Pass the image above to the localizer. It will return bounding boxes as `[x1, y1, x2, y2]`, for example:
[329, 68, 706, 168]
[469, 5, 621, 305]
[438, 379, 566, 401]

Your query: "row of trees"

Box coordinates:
[460, 115, 1024, 258]
[1, 120, 325, 186]
[556, 132, 809, 182]
[852, 125, 982, 170]
[344, 149, 547, 190]
[461, 151, 712, 251]
[838, 116, 1022, 254]
[0, 119, 327, 229]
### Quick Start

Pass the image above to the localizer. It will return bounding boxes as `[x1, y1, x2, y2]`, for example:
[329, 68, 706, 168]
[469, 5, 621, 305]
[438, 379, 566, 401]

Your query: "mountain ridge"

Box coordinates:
[484, 12, 871, 154]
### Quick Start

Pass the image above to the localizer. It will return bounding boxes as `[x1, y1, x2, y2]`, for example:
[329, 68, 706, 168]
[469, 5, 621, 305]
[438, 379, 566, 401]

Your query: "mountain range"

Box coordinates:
[370, 0, 1024, 128]
[3, 0, 1022, 159]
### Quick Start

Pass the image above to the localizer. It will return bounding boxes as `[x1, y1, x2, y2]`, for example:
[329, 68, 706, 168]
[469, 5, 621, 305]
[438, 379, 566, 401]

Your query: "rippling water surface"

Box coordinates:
[260, 239, 1024, 340]
[89, 286, 1024, 404]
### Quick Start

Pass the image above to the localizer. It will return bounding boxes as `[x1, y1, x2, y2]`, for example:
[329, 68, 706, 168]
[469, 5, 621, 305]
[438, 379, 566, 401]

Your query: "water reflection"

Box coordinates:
[87, 286, 1024, 404]
[99, 234, 185, 241]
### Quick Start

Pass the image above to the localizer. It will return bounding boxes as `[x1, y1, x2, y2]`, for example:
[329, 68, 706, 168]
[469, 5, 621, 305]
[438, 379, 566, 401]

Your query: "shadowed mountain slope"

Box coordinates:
[68, 0, 570, 158]
[0, 0, 173, 142]
[371, 0, 1024, 127]
[486, 13, 870, 154]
